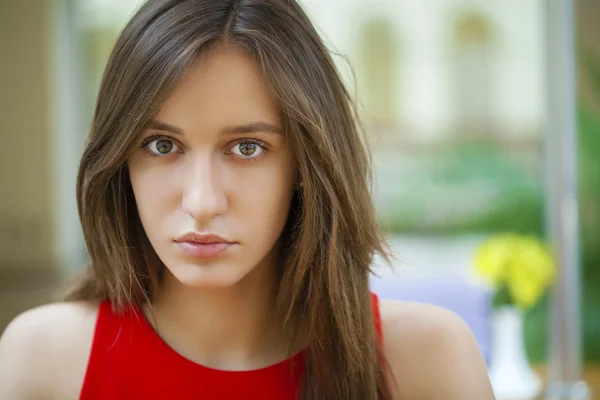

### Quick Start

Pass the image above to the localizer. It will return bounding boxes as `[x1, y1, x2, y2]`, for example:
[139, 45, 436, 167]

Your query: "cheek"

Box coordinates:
[231, 163, 295, 237]
[129, 161, 178, 232]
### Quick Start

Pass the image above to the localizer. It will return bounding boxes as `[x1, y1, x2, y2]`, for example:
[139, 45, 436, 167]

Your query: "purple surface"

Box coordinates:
[369, 275, 492, 363]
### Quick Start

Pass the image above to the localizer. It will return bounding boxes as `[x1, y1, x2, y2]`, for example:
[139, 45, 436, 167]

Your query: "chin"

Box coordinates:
[167, 261, 250, 289]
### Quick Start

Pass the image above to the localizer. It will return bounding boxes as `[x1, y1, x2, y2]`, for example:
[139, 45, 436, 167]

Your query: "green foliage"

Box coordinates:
[577, 104, 600, 362]
[494, 285, 515, 308]
[573, 46, 600, 362]
[378, 142, 544, 236]
[523, 293, 549, 362]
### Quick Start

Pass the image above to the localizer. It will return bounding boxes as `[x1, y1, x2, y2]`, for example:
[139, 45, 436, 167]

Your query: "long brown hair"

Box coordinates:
[68, 0, 392, 398]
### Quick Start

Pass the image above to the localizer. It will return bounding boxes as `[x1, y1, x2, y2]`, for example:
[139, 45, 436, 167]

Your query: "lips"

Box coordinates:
[174, 233, 236, 259]
[175, 232, 232, 244]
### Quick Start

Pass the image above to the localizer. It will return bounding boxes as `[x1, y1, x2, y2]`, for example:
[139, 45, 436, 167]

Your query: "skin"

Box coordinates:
[0, 45, 495, 399]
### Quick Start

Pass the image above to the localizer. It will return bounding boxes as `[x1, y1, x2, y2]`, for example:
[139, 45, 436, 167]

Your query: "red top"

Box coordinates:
[80, 293, 382, 400]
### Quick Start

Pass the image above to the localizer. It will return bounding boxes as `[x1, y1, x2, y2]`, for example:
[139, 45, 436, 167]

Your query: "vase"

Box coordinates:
[488, 306, 542, 400]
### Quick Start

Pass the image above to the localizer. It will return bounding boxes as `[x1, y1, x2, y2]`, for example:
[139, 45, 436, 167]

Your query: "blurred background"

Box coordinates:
[1, 0, 599, 397]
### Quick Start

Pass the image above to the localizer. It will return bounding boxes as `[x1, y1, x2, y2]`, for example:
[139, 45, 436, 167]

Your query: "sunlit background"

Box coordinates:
[1, 0, 599, 397]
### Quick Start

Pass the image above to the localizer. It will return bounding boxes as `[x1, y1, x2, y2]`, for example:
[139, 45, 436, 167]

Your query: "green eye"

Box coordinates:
[147, 138, 179, 155]
[239, 143, 257, 156]
[156, 140, 173, 154]
[231, 141, 265, 158]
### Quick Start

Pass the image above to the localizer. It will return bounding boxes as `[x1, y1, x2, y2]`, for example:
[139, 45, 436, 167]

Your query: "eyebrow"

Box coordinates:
[148, 119, 283, 136]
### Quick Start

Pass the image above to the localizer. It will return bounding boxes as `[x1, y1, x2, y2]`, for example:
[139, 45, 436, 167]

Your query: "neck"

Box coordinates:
[145, 257, 292, 371]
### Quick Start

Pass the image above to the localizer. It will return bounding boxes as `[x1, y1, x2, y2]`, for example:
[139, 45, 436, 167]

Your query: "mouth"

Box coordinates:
[174, 233, 237, 259]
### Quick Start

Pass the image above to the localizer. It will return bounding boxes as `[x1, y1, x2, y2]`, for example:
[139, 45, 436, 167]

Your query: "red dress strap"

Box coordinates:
[371, 292, 383, 343]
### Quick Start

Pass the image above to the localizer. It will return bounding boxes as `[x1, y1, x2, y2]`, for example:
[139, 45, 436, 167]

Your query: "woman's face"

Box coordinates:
[128, 45, 296, 288]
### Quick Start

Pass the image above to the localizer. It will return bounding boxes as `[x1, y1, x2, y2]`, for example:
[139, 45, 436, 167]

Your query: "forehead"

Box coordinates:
[155, 45, 281, 129]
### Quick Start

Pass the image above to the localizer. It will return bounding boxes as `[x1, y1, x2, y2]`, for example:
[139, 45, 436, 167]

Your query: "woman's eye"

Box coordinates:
[231, 142, 264, 158]
[147, 139, 180, 155]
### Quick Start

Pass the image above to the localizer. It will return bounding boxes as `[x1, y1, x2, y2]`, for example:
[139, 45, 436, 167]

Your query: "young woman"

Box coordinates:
[0, 1, 494, 399]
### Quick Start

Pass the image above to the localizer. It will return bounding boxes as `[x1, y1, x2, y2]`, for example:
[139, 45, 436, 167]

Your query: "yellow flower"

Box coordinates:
[474, 234, 555, 309]
[506, 236, 555, 308]
[474, 234, 517, 287]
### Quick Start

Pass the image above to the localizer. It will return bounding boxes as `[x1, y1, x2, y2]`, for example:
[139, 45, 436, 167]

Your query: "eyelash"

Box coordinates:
[139, 134, 271, 161]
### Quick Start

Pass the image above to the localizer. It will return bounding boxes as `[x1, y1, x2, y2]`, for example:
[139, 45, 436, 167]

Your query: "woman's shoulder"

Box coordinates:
[0, 301, 100, 399]
[378, 299, 495, 399]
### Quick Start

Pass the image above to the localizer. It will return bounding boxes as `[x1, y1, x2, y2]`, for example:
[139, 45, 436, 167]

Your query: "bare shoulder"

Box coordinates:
[0, 301, 99, 399]
[379, 300, 494, 400]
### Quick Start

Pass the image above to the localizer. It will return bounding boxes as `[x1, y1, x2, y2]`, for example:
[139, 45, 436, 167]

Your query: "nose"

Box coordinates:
[181, 154, 228, 222]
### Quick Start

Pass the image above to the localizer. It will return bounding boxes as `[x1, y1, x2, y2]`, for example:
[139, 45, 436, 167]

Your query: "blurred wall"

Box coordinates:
[0, 0, 60, 330]
[301, 0, 546, 143]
